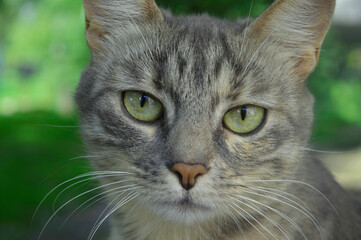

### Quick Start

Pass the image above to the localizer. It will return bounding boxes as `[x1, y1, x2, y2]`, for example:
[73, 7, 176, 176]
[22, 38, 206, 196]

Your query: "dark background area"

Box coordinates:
[0, 0, 360, 239]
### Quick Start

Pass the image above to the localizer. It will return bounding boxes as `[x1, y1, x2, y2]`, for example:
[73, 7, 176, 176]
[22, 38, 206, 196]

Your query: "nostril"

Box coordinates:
[195, 173, 202, 179]
[171, 163, 207, 190]
[173, 170, 183, 182]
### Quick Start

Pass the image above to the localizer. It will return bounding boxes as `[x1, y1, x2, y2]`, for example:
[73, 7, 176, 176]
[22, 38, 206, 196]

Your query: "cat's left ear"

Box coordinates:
[83, 0, 163, 53]
[248, 0, 335, 78]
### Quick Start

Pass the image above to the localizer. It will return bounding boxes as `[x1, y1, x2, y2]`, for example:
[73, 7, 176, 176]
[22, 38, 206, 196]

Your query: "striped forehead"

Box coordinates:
[151, 28, 246, 105]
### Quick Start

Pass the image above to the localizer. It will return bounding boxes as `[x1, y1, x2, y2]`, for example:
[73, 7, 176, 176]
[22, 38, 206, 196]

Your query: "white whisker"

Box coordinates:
[231, 199, 278, 240]
[88, 192, 140, 240]
[52, 176, 131, 211]
[38, 124, 79, 128]
[69, 155, 99, 161]
[224, 205, 247, 239]
[90, 187, 141, 235]
[249, 186, 308, 208]
[243, 179, 339, 218]
[37, 183, 136, 240]
[231, 196, 291, 240]
[242, 189, 324, 240]
[33, 171, 133, 222]
[235, 195, 308, 240]
[122, 189, 147, 221]
[60, 186, 141, 230]
[298, 147, 352, 154]
[228, 202, 269, 240]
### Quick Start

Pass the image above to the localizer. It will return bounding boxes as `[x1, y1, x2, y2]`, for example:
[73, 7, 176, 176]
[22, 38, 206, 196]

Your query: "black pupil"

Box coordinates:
[140, 94, 147, 108]
[241, 106, 247, 120]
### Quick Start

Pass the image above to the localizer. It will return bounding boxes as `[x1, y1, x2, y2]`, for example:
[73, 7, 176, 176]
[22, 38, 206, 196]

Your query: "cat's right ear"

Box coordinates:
[83, 0, 163, 53]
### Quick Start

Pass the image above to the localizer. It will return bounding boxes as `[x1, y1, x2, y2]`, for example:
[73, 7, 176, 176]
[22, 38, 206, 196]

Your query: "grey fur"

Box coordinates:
[76, 0, 361, 239]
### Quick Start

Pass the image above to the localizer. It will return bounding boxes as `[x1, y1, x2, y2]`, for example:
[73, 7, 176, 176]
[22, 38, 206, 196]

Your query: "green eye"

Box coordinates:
[223, 105, 265, 134]
[123, 91, 163, 122]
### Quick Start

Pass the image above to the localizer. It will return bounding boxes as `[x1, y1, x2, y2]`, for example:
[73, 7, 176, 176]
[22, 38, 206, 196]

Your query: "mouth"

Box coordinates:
[152, 195, 216, 223]
[161, 196, 211, 211]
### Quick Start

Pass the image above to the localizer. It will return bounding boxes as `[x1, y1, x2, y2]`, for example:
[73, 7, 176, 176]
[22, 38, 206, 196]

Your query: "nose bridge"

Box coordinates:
[169, 119, 213, 165]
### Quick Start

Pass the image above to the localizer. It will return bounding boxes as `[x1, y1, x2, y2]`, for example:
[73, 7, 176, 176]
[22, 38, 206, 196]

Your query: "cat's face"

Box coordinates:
[76, 0, 334, 225]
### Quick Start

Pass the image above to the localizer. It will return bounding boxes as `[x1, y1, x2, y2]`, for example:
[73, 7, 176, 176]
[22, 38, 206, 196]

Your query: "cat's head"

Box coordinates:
[76, 0, 335, 224]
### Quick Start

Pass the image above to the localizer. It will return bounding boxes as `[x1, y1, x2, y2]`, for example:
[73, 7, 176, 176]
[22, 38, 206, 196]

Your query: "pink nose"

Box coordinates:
[171, 163, 207, 190]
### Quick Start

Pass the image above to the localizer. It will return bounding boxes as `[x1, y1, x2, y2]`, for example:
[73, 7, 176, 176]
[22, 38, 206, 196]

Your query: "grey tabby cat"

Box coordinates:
[76, 0, 361, 239]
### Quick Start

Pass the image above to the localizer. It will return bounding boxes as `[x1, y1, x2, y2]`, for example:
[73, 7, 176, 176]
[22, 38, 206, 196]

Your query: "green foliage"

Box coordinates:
[308, 30, 361, 148]
[1, 0, 90, 116]
[0, 112, 91, 239]
[156, 0, 273, 18]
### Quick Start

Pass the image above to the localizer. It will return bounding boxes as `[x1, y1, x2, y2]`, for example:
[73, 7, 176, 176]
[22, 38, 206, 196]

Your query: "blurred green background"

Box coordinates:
[0, 0, 360, 239]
